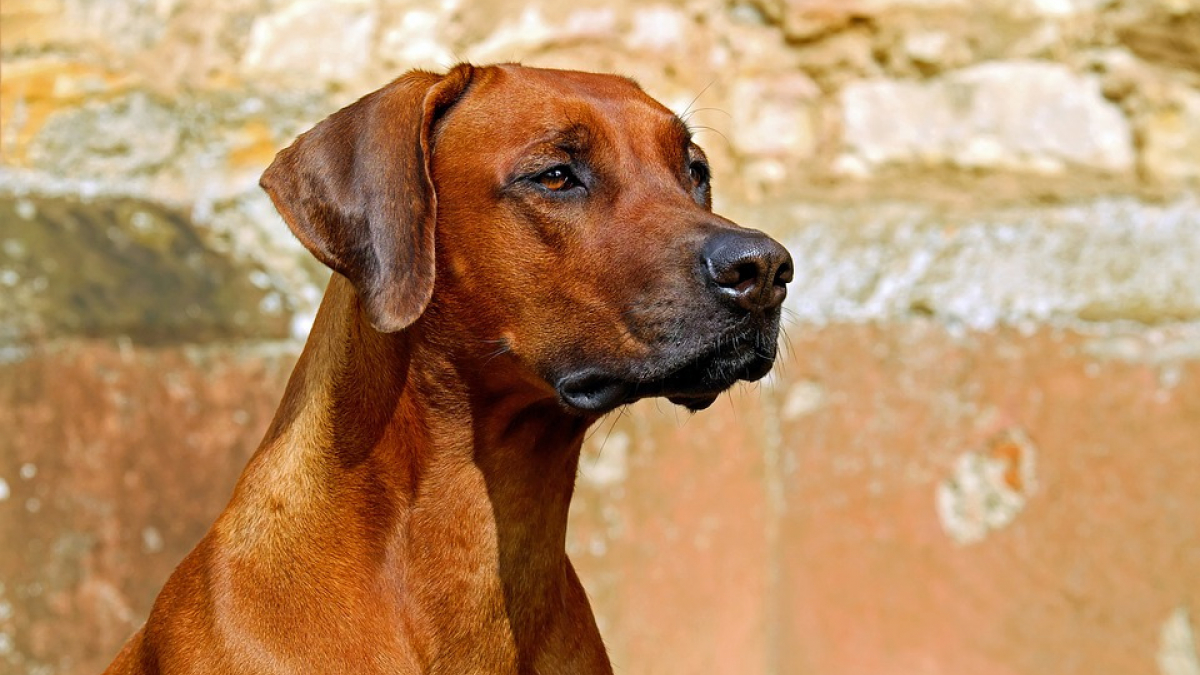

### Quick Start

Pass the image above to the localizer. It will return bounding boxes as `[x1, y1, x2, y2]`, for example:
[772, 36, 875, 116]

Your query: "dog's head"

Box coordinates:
[262, 64, 792, 416]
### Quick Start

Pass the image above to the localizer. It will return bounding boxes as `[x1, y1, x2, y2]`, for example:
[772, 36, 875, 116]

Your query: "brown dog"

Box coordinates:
[104, 63, 792, 674]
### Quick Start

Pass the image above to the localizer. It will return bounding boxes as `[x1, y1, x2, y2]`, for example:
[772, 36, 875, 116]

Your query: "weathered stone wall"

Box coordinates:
[2, 1, 1198, 673]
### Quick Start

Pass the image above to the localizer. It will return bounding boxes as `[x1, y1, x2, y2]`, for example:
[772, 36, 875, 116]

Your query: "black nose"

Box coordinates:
[701, 230, 793, 312]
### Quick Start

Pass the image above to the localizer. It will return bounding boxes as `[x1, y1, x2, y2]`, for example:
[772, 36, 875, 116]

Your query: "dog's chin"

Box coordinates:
[555, 346, 776, 416]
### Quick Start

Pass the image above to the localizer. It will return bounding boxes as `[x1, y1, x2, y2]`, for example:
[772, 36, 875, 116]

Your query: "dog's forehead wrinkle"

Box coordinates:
[494, 62, 647, 95]
[486, 66, 670, 123]
[535, 122, 594, 154]
[454, 71, 682, 171]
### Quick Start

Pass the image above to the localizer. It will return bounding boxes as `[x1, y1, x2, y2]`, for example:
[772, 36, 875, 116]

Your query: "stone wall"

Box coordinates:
[2, 1, 1199, 673]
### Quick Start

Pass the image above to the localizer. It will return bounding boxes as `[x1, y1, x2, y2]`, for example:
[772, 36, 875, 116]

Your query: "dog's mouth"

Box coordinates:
[554, 325, 779, 415]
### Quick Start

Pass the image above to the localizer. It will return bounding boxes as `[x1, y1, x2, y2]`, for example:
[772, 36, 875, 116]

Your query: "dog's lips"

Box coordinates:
[555, 371, 633, 414]
[554, 332, 778, 415]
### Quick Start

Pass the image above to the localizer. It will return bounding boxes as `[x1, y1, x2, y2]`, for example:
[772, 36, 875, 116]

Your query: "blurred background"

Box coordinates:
[2, 0, 1200, 673]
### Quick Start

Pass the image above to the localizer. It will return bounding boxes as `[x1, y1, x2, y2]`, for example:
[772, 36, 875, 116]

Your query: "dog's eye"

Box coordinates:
[533, 166, 580, 192]
[689, 161, 710, 187]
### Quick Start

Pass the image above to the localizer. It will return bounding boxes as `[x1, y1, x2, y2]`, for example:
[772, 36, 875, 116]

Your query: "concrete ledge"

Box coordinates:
[726, 194, 1200, 329]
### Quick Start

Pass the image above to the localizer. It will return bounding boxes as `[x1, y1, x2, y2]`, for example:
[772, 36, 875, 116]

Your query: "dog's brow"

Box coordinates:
[507, 124, 594, 178]
[548, 124, 591, 153]
[670, 115, 693, 144]
[659, 115, 695, 165]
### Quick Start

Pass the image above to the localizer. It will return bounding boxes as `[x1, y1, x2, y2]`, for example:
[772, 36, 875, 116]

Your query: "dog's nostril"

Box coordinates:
[774, 259, 793, 287]
[729, 262, 760, 293]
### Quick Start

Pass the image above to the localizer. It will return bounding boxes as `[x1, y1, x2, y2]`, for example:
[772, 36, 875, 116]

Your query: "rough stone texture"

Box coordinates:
[2, 1, 1198, 248]
[1117, 10, 1200, 75]
[1142, 85, 1200, 181]
[724, 196, 1200, 329]
[27, 92, 182, 178]
[3, 1, 1200, 674]
[377, 5, 458, 72]
[839, 61, 1135, 173]
[0, 194, 296, 344]
[730, 75, 821, 159]
[241, 0, 378, 86]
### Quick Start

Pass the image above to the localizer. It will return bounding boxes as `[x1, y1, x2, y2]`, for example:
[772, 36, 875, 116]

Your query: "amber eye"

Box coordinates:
[533, 166, 579, 191]
[689, 161, 710, 187]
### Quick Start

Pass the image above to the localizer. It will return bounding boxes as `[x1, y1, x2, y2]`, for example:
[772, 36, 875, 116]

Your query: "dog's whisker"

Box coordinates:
[681, 106, 732, 121]
[678, 80, 717, 121]
[686, 125, 731, 146]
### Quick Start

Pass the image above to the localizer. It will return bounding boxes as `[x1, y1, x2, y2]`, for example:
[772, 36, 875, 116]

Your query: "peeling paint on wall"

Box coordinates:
[1159, 606, 1200, 675]
[935, 429, 1038, 545]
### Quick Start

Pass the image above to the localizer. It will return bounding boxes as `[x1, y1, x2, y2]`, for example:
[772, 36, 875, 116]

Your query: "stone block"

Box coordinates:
[839, 61, 1135, 173]
[770, 0, 968, 42]
[462, 4, 622, 64]
[1142, 85, 1200, 181]
[0, 194, 295, 344]
[241, 0, 378, 88]
[377, 7, 456, 71]
[730, 75, 820, 159]
[0, 0, 70, 50]
[0, 58, 133, 166]
[625, 6, 692, 53]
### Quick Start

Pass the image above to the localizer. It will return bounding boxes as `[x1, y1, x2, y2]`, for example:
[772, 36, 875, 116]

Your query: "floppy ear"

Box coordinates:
[260, 65, 474, 332]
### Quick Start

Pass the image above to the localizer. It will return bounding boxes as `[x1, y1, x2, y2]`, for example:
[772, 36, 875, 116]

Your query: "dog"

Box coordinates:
[104, 63, 792, 674]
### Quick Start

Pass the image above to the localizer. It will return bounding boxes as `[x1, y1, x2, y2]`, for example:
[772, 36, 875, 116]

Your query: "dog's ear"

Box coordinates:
[261, 65, 474, 332]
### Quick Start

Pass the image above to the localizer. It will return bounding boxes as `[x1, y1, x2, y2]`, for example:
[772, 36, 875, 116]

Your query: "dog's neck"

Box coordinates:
[230, 275, 594, 655]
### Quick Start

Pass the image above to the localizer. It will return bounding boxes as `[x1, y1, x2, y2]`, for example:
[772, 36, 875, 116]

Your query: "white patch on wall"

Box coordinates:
[564, 8, 617, 37]
[14, 200, 36, 221]
[782, 381, 826, 419]
[142, 526, 165, 554]
[581, 431, 630, 488]
[241, 0, 377, 85]
[840, 61, 1134, 173]
[731, 75, 820, 159]
[466, 8, 554, 62]
[379, 10, 455, 70]
[1159, 606, 1200, 675]
[936, 429, 1038, 545]
[627, 6, 688, 52]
